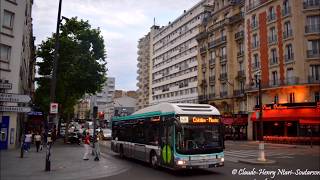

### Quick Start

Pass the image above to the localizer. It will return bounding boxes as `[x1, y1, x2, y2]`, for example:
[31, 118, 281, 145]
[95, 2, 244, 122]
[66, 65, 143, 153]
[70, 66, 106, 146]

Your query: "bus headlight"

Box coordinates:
[221, 157, 224, 162]
[177, 160, 186, 165]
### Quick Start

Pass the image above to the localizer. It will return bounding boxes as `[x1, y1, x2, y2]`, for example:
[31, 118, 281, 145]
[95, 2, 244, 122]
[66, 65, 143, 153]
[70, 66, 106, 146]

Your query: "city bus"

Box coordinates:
[111, 103, 224, 169]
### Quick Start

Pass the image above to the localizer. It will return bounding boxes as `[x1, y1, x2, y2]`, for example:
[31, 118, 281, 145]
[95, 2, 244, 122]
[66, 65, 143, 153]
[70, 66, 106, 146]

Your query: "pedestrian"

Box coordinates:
[94, 132, 101, 161]
[34, 132, 42, 152]
[24, 131, 33, 152]
[83, 132, 90, 160]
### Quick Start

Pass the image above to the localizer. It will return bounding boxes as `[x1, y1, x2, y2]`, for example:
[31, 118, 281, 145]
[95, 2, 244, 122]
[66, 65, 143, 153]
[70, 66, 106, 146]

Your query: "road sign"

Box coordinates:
[0, 106, 31, 113]
[50, 103, 58, 114]
[0, 93, 31, 103]
[0, 82, 12, 89]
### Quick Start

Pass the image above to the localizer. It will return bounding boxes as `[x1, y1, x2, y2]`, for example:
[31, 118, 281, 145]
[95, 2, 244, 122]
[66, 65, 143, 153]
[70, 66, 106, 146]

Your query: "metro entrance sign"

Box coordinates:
[0, 106, 31, 113]
[0, 93, 31, 103]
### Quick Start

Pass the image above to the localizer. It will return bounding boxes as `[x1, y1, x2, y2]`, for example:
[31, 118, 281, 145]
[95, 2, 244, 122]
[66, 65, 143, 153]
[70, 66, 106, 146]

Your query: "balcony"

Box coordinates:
[220, 91, 228, 98]
[198, 95, 208, 102]
[282, 7, 291, 16]
[268, 36, 277, 44]
[251, 21, 259, 29]
[303, 0, 320, 9]
[209, 93, 215, 99]
[269, 57, 278, 66]
[200, 79, 207, 87]
[305, 24, 320, 34]
[202, 63, 206, 72]
[235, 30, 244, 40]
[209, 58, 215, 66]
[308, 76, 320, 84]
[237, 70, 245, 79]
[208, 36, 227, 49]
[269, 79, 280, 87]
[283, 29, 293, 39]
[233, 89, 245, 97]
[307, 50, 320, 58]
[284, 53, 294, 63]
[229, 12, 244, 24]
[220, 54, 227, 63]
[285, 77, 299, 85]
[252, 41, 259, 49]
[267, 14, 276, 22]
[209, 76, 215, 84]
[200, 47, 207, 54]
[237, 51, 244, 57]
[246, 0, 268, 11]
[252, 62, 261, 71]
[219, 73, 228, 81]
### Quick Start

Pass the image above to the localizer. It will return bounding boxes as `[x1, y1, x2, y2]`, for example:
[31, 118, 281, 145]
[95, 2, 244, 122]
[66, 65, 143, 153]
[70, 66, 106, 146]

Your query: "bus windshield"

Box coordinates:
[175, 124, 222, 155]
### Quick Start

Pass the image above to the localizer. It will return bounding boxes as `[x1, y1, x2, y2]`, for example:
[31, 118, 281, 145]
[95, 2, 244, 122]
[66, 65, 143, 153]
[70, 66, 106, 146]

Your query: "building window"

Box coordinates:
[268, 6, 276, 21]
[307, 39, 320, 58]
[268, 27, 277, 43]
[274, 95, 279, 104]
[286, 68, 294, 84]
[0, 44, 11, 62]
[3, 10, 14, 29]
[285, 44, 294, 61]
[221, 64, 227, 74]
[289, 93, 295, 103]
[270, 48, 278, 65]
[315, 92, 320, 102]
[239, 61, 244, 71]
[252, 14, 258, 28]
[283, 21, 292, 38]
[305, 15, 320, 33]
[252, 34, 259, 48]
[271, 71, 278, 86]
[253, 53, 260, 69]
[210, 85, 215, 94]
[283, 0, 290, 14]
[309, 65, 320, 82]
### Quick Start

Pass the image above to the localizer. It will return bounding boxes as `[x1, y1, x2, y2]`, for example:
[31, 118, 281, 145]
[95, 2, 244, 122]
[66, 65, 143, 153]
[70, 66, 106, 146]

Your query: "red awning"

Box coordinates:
[222, 118, 233, 125]
[299, 119, 320, 125]
[251, 108, 320, 122]
[222, 117, 248, 125]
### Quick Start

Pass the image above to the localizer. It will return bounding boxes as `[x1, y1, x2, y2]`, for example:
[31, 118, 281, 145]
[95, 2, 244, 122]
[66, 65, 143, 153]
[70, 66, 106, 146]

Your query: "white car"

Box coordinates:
[102, 129, 112, 140]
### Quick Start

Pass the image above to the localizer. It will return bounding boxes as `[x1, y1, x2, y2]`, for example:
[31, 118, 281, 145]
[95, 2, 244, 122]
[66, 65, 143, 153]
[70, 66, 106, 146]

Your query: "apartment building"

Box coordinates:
[149, 0, 215, 105]
[74, 96, 90, 121]
[245, 0, 320, 140]
[137, 33, 151, 110]
[90, 77, 115, 121]
[197, 0, 247, 140]
[0, 0, 35, 149]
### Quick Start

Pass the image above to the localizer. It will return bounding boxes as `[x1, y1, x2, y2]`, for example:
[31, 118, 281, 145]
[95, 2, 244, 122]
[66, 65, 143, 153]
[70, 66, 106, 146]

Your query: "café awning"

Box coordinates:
[251, 108, 320, 122]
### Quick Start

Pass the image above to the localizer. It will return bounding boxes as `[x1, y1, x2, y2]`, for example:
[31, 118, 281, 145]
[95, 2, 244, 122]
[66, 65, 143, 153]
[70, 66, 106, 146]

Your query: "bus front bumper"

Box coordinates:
[175, 157, 224, 169]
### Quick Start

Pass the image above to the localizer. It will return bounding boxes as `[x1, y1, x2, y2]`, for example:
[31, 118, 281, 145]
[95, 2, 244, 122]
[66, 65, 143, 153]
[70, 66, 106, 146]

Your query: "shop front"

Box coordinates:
[251, 104, 320, 144]
[222, 115, 248, 140]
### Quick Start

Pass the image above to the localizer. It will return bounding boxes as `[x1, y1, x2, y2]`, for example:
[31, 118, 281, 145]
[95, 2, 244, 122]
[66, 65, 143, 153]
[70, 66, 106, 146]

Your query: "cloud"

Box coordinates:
[33, 0, 201, 91]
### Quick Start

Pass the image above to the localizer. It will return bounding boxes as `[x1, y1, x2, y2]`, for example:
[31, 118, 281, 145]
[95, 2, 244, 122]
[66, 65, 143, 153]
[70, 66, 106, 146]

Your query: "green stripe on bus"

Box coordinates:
[112, 111, 175, 121]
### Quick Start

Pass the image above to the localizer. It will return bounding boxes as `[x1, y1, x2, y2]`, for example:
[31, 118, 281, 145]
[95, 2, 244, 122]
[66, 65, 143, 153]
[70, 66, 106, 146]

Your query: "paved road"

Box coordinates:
[97, 141, 320, 180]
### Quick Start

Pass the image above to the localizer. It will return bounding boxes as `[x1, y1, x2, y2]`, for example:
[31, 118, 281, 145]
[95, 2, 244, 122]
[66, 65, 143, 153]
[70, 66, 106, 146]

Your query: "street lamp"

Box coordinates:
[251, 73, 265, 162]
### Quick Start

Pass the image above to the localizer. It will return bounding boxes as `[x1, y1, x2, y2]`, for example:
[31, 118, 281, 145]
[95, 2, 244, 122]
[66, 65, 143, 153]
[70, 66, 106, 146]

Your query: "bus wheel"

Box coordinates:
[150, 152, 158, 168]
[119, 145, 124, 158]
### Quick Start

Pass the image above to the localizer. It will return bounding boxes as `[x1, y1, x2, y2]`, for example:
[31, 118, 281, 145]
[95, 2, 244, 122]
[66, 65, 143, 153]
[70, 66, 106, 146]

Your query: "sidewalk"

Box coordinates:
[0, 140, 128, 180]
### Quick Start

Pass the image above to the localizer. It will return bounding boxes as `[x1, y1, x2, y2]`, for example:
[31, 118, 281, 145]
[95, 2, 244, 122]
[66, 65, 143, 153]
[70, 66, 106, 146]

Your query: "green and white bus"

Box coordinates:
[111, 103, 224, 169]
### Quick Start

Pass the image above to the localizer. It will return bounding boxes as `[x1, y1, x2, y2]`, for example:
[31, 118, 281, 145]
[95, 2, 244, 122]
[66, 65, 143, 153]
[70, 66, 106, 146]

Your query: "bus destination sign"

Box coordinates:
[192, 117, 219, 123]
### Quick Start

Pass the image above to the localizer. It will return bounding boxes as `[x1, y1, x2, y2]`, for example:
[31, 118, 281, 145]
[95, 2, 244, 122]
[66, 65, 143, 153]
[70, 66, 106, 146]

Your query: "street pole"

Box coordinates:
[257, 78, 266, 161]
[46, 0, 62, 172]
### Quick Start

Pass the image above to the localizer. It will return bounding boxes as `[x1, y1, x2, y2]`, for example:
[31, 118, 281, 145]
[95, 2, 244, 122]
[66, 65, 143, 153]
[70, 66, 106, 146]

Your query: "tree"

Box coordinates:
[35, 17, 107, 138]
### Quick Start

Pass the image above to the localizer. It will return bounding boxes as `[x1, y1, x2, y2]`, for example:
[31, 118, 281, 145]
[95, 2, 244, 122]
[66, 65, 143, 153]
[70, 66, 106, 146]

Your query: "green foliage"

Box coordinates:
[35, 17, 107, 116]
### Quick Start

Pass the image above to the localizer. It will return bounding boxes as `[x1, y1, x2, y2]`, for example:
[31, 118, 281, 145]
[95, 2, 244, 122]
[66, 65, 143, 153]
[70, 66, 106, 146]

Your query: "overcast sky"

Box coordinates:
[32, 0, 199, 91]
